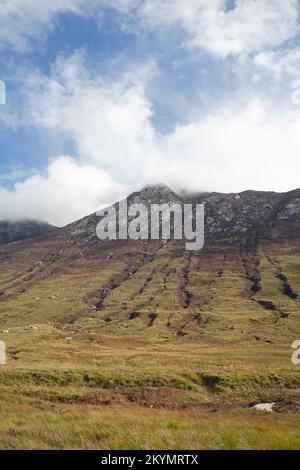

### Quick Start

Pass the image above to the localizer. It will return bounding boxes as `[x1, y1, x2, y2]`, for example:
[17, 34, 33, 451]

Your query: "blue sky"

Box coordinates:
[0, 0, 300, 225]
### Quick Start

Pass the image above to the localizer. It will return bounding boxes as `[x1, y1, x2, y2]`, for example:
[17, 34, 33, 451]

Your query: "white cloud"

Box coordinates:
[22, 52, 157, 184]
[150, 99, 300, 193]
[135, 0, 299, 57]
[0, 0, 86, 50]
[0, 0, 298, 57]
[0, 0, 143, 51]
[254, 47, 300, 78]
[0, 156, 125, 226]
[2, 53, 300, 225]
[1, 2, 300, 225]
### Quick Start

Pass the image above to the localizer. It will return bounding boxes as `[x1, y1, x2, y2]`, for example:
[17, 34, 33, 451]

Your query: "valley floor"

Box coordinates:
[1, 392, 300, 450]
[1, 335, 300, 450]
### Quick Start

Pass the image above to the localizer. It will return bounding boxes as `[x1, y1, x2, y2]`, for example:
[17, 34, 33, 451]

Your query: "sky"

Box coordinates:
[0, 0, 300, 226]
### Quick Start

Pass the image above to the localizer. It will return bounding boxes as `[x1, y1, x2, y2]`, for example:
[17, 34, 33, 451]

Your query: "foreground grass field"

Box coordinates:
[1, 393, 300, 450]
[0, 357, 300, 449]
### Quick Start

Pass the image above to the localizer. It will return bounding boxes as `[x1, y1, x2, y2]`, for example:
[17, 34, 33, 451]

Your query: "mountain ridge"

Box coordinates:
[0, 183, 299, 403]
[62, 185, 300, 243]
[0, 185, 299, 246]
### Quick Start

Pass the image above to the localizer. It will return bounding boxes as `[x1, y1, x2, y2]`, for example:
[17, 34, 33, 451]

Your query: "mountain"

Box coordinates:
[63, 184, 300, 243]
[0, 219, 57, 246]
[3, 185, 298, 247]
[0, 185, 299, 414]
[1, 184, 299, 329]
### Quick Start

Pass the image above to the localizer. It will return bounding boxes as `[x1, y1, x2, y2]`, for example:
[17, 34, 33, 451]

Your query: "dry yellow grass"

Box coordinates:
[1, 393, 300, 450]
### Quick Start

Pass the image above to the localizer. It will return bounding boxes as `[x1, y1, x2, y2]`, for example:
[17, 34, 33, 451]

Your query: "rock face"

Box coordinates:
[183, 188, 300, 239]
[0, 220, 57, 246]
[63, 185, 300, 243]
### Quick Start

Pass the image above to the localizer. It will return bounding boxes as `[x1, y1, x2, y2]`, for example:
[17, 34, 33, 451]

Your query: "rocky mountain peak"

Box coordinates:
[126, 185, 300, 239]
[37, 185, 300, 243]
[128, 183, 180, 205]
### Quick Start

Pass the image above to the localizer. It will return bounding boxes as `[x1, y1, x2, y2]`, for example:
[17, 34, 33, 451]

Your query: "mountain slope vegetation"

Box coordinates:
[0, 185, 300, 449]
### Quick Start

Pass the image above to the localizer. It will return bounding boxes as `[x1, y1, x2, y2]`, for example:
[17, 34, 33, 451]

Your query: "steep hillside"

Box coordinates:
[0, 185, 299, 420]
[0, 185, 300, 341]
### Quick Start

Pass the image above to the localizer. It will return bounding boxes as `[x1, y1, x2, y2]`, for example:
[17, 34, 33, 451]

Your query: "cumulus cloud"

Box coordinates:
[0, 156, 125, 226]
[1, 0, 300, 225]
[22, 52, 157, 184]
[2, 52, 300, 225]
[151, 99, 300, 193]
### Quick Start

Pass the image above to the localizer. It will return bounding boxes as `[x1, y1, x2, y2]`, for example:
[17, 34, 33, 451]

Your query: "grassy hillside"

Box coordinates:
[0, 233, 300, 449]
